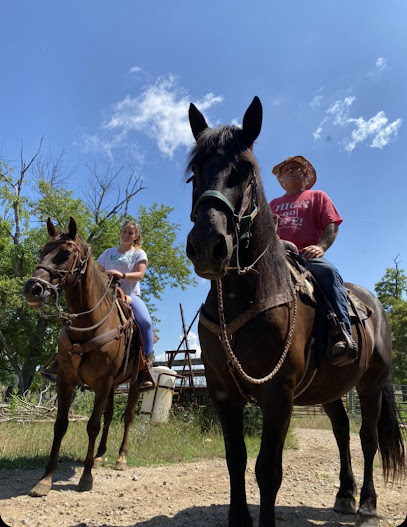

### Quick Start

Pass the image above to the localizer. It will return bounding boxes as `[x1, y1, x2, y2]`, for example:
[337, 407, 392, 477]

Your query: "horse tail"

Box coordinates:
[377, 377, 405, 482]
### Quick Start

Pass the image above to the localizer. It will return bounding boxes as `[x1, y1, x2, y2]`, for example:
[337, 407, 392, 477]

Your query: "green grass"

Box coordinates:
[0, 409, 297, 470]
[291, 413, 361, 433]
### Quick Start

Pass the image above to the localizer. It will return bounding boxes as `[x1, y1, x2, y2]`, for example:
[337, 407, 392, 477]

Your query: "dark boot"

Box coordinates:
[138, 353, 155, 390]
[329, 322, 358, 367]
[40, 353, 58, 381]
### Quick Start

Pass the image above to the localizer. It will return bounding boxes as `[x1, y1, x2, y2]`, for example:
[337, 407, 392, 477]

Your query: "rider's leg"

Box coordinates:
[130, 295, 155, 389]
[303, 257, 357, 364]
[130, 295, 154, 356]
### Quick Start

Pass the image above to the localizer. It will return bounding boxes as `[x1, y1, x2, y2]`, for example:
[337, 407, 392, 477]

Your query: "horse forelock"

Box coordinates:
[186, 125, 249, 176]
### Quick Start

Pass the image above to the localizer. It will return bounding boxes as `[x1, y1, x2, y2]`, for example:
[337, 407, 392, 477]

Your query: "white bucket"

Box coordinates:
[140, 366, 177, 424]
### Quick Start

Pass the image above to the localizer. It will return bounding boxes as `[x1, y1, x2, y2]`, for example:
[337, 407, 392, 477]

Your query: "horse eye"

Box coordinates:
[52, 249, 71, 265]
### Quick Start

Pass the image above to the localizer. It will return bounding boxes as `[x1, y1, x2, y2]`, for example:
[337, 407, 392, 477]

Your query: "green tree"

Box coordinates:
[0, 143, 195, 394]
[375, 262, 407, 386]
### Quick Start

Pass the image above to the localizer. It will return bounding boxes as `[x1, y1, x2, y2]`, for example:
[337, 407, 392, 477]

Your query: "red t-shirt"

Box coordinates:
[269, 190, 343, 252]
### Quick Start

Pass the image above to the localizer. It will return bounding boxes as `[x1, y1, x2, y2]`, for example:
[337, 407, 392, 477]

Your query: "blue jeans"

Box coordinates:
[303, 257, 351, 334]
[130, 295, 153, 356]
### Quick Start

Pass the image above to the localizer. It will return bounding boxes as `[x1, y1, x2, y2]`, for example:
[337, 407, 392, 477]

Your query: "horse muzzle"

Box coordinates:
[24, 278, 53, 307]
[186, 216, 234, 279]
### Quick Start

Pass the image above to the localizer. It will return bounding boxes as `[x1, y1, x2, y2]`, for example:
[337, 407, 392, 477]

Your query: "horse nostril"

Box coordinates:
[186, 239, 197, 262]
[31, 284, 43, 297]
[213, 237, 227, 262]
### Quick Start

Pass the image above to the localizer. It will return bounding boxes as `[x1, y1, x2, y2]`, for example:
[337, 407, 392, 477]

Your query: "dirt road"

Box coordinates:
[1, 428, 405, 526]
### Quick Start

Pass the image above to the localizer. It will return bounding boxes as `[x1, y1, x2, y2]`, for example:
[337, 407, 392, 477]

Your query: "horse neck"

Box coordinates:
[221, 183, 289, 305]
[64, 259, 113, 327]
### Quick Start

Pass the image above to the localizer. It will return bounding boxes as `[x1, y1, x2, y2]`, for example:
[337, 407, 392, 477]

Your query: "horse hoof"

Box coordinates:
[334, 496, 357, 514]
[77, 475, 93, 492]
[29, 482, 51, 497]
[228, 510, 253, 527]
[355, 514, 380, 527]
[93, 457, 103, 469]
[114, 461, 128, 471]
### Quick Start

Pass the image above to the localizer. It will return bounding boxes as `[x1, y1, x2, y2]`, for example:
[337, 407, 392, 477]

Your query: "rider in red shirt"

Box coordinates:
[270, 156, 357, 366]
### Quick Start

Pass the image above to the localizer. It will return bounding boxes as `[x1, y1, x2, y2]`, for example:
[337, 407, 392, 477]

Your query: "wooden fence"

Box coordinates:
[157, 355, 407, 423]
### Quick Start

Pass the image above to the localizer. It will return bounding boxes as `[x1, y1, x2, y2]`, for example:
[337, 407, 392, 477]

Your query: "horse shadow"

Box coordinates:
[0, 460, 78, 500]
[66, 504, 367, 527]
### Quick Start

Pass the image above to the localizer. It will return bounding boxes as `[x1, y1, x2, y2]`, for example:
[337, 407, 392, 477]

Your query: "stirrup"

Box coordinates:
[40, 355, 58, 380]
[138, 365, 155, 391]
[329, 324, 358, 367]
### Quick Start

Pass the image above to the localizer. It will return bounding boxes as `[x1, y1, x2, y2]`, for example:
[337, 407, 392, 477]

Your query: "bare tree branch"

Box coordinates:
[82, 161, 145, 242]
[32, 148, 76, 188]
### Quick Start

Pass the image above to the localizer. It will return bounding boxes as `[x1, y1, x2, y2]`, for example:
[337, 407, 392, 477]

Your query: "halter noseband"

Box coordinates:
[188, 175, 258, 247]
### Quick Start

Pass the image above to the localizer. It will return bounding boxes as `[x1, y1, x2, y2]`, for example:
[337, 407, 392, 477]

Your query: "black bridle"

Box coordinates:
[187, 173, 270, 275]
[189, 174, 258, 239]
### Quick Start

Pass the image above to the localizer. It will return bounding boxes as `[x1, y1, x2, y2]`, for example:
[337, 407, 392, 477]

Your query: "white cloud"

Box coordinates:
[376, 57, 388, 71]
[129, 65, 142, 73]
[327, 96, 356, 126]
[79, 130, 144, 163]
[185, 331, 201, 358]
[101, 75, 223, 158]
[312, 95, 402, 152]
[343, 112, 403, 152]
[310, 95, 323, 109]
[80, 75, 223, 160]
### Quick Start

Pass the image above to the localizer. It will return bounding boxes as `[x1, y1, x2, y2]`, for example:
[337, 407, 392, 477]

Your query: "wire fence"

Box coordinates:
[292, 385, 407, 425]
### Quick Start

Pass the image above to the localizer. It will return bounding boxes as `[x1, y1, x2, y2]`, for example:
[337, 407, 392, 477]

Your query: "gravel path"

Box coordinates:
[1, 428, 405, 526]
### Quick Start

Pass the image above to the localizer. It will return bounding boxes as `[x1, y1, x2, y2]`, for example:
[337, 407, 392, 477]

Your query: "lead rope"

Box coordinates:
[216, 268, 297, 385]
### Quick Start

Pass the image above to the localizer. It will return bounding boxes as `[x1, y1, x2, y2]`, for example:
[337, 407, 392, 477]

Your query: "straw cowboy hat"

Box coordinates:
[272, 155, 317, 190]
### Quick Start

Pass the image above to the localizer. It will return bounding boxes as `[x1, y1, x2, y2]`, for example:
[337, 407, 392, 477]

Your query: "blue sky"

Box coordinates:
[2, 1, 407, 361]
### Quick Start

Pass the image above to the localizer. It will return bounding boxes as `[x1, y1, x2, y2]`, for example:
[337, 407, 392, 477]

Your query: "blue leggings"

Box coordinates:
[303, 257, 351, 335]
[130, 295, 153, 356]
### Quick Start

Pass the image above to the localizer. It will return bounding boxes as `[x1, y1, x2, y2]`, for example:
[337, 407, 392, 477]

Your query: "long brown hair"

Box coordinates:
[121, 220, 143, 250]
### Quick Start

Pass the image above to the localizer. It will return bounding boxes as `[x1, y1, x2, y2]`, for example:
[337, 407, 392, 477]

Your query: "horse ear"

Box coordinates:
[242, 96, 263, 147]
[46, 217, 57, 238]
[189, 103, 209, 141]
[68, 217, 77, 239]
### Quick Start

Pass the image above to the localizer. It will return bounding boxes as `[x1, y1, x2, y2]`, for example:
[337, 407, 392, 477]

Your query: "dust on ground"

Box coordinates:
[1, 428, 405, 527]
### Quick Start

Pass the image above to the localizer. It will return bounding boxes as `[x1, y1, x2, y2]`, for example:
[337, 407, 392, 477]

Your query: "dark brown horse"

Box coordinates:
[24, 217, 143, 496]
[186, 97, 405, 527]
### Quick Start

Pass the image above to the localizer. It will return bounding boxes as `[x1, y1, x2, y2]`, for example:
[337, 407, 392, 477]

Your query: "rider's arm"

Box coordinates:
[302, 222, 339, 260]
[122, 260, 147, 282]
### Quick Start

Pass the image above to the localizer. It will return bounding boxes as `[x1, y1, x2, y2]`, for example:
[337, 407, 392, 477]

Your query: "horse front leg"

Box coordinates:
[78, 379, 113, 492]
[256, 385, 293, 527]
[30, 377, 76, 497]
[323, 399, 357, 514]
[94, 387, 115, 468]
[114, 377, 140, 471]
[208, 375, 252, 527]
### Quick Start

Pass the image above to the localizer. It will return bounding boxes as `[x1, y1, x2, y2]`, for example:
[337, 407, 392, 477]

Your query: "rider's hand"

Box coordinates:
[106, 269, 124, 280]
[302, 245, 325, 260]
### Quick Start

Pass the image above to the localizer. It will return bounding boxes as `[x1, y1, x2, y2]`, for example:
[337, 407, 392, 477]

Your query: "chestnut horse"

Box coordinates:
[24, 217, 144, 496]
[186, 97, 405, 527]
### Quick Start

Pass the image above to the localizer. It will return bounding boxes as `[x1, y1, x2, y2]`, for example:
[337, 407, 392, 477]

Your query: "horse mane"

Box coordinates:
[186, 125, 290, 302]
